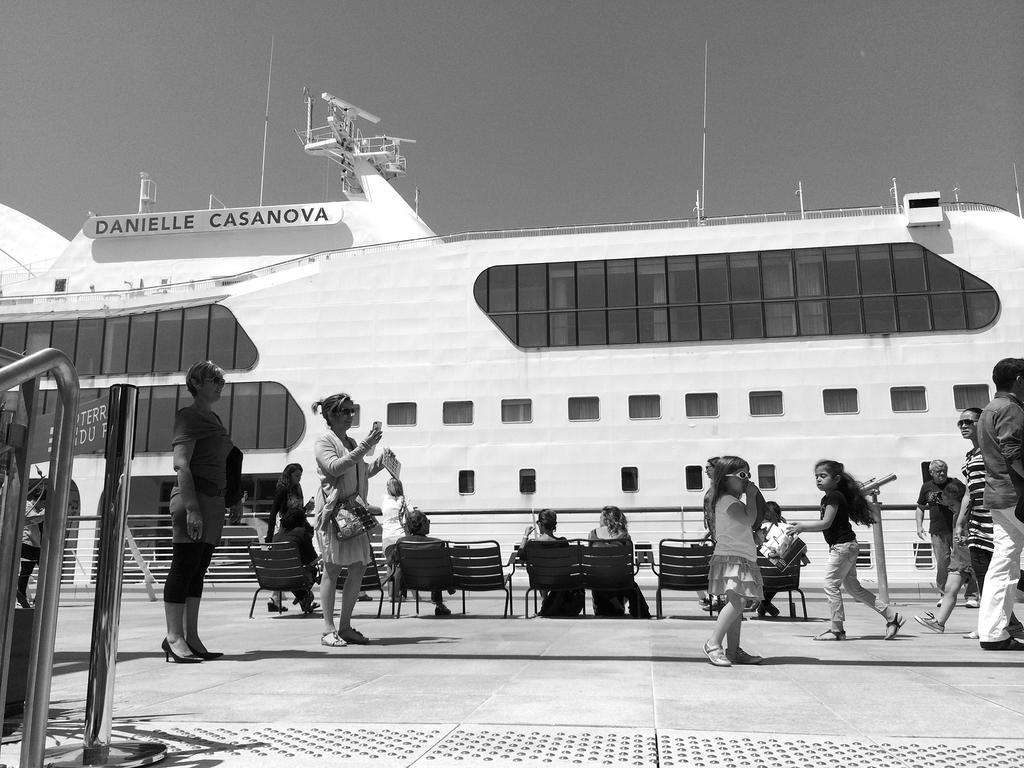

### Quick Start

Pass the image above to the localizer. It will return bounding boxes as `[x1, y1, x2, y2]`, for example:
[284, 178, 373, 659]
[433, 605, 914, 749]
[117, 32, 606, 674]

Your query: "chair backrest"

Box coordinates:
[338, 555, 385, 592]
[247, 542, 313, 591]
[756, 555, 801, 590]
[396, 539, 455, 591]
[656, 538, 712, 591]
[580, 539, 634, 591]
[450, 540, 507, 591]
[523, 540, 584, 591]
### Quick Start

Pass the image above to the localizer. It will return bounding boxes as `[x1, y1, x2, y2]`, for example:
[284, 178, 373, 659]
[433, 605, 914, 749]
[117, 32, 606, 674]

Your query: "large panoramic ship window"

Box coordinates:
[473, 243, 998, 348]
[953, 384, 989, 410]
[0, 304, 257, 375]
[35, 382, 304, 453]
[890, 386, 927, 413]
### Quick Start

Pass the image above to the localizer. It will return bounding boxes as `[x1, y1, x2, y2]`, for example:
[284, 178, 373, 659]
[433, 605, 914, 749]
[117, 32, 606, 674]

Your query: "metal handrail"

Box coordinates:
[0, 347, 79, 768]
[0, 202, 1008, 309]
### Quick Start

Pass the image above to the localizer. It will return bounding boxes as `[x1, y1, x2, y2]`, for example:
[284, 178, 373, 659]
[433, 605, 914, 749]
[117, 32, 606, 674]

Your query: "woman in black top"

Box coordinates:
[787, 460, 904, 641]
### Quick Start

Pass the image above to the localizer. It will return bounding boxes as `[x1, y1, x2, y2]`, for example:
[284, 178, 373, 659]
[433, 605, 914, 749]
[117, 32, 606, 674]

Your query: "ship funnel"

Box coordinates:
[138, 172, 156, 214]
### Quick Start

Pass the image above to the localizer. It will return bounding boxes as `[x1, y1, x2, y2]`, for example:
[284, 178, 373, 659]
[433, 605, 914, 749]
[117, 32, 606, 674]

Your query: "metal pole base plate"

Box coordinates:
[45, 741, 167, 767]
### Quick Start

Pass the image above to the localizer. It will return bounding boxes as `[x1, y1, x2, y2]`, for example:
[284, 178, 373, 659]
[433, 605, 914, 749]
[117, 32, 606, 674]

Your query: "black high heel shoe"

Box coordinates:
[162, 638, 202, 664]
[186, 642, 224, 661]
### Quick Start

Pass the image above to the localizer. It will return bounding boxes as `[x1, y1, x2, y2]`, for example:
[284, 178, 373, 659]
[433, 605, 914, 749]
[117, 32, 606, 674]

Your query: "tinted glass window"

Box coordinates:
[549, 263, 575, 309]
[208, 305, 237, 367]
[577, 262, 605, 308]
[698, 255, 728, 301]
[458, 470, 475, 495]
[488, 265, 516, 312]
[285, 396, 305, 447]
[473, 272, 488, 311]
[637, 259, 667, 304]
[549, 312, 576, 346]
[230, 383, 259, 446]
[729, 253, 760, 300]
[966, 292, 998, 327]
[685, 392, 718, 418]
[897, 296, 931, 332]
[669, 306, 699, 341]
[50, 320, 77, 359]
[126, 314, 156, 374]
[750, 390, 783, 416]
[891, 386, 927, 413]
[823, 388, 858, 414]
[102, 317, 129, 374]
[684, 465, 704, 491]
[826, 247, 858, 296]
[134, 387, 151, 451]
[892, 244, 927, 292]
[700, 305, 730, 340]
[621, 466, 639, 493]
[387, 402, 417, 426]
[932, 294, 966, 330]
[608, 309, 637, 344]
[1, 323, 26, 354]
[829, 299, 863, 334]
[858, 244, 893, 294]
[577, 310, 606, 345]
[606, 259, 636, 307]
[795, 249, 825, 296]
[628, 394, 660, 419]
[153, 310, 182, 372]
[180, 307, 208, 369]
[927, 252, 961, 291]
[147, 385, 180, 451]
[667, 256, 697, 303]
[518, 264, 547, 311]
[638, 308, 669, 342]
[953, 384, 989, 409]
[798, 300, 829, 335]
[863, 297, 897, 333]
[75, 319, 102, 375]
[258, 383, 287, 448]
[519, 468, 536, 494]
[761, 251, 794, 298]
[443, 401, 473, 425]
[26, 322, 49, 354]
[765, 302, 797, 337]
[757, 464, 777, 490]
[518, 314, 547, 347]
[501, 398, 532, 423]
[731, 304, 763, 339]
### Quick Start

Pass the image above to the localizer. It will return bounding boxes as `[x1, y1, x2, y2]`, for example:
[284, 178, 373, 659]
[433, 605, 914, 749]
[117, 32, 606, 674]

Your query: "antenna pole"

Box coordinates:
[1015, 162, 1022, 218]
[700, 40, 708, 220]
[890, 177, 900, 212]
[796, 180, 805, 219]
[259, 35, 274, 206]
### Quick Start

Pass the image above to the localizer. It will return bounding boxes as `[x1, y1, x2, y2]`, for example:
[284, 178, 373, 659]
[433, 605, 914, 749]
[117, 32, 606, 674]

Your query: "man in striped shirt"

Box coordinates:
[977, 358, 1024, 651]
[953, 407, 1022, 639]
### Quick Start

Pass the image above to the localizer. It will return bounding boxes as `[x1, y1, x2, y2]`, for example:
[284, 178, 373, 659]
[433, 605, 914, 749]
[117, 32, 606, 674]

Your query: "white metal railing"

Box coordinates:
[0, 202, 1007, 310]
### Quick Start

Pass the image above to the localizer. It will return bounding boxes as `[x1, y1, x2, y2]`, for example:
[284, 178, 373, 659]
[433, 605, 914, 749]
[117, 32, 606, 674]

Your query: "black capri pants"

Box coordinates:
[163, 542, 216, 603]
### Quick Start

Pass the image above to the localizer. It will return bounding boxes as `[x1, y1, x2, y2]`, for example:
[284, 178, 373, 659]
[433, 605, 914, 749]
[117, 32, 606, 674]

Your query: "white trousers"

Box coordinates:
[977, 506, 1024, 643]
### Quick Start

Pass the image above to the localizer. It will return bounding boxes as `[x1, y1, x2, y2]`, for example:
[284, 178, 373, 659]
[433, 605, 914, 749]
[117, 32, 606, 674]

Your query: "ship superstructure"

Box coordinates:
[2, 93, 1022, 586]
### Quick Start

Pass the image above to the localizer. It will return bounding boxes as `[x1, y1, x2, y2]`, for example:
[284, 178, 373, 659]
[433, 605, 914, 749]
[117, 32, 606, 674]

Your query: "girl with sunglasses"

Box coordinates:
[786, 460, 904, 641]
[702, 456, 766, 666]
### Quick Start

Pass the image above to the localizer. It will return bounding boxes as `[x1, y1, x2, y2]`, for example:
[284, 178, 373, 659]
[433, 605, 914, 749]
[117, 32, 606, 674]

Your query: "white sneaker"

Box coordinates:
[965, 596, 980, 609]
[962, 630, 979, 639]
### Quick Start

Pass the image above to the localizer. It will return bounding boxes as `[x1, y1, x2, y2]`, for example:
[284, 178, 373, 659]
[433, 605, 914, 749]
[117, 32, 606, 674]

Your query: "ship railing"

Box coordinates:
[0, 201, 1006, 307]
[44, 503, 949, 595]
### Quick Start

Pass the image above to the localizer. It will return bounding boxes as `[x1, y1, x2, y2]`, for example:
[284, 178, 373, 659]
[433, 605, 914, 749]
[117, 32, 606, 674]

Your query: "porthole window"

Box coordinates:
[458, 470, 475, 495]
[953, 384, 990, 410]
[628, 394, 660, 420]
[749, 391, 783, 417]
[519, 468, 536, 495]
[823, 388, 859, 415]
[891, 386, 927, 413]
[684, 465, 704, 491]
[685, 393, 719, 419]
[568, 396, 600, 421]
[443, 401, 473, 425]
[621, 467, 639, 493]
[387, 402, 417, 426]
[501, 398, 532, 423]
[757, 464, 777, 490]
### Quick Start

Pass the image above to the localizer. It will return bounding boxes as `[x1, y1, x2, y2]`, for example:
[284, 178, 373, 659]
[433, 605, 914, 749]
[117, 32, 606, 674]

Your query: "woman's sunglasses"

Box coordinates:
[725, 471, 752, 480]
[957, 419, 977, 427]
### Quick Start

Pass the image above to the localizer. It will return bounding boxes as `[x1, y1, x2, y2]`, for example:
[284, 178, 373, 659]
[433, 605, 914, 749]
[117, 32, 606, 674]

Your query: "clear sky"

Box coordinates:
[1, 1, 1021, 241]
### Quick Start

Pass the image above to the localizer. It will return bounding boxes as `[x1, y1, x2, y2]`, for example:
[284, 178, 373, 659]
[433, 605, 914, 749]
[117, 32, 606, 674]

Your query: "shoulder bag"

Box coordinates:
[326, 493, 380, 542]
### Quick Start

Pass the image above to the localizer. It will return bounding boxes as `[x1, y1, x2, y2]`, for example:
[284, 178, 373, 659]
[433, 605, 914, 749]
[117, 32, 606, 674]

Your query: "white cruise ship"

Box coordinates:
[3, 93, 1022, 586]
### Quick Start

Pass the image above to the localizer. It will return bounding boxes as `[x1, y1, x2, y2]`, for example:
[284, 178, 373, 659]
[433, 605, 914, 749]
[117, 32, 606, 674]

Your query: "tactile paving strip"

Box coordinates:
[7, 724, 1024, 767]
[657, 730, 1024, 768]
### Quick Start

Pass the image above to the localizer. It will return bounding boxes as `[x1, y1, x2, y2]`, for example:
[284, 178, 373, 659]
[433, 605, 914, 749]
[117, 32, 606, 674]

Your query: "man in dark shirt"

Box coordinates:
[916, 460, 975, 603]
[977, 357, 1024, 651]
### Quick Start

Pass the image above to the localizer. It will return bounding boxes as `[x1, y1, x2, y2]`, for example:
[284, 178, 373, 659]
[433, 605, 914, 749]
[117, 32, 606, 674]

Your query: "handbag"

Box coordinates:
[759, 522, 808, 572]
[326, 493, 379, 542]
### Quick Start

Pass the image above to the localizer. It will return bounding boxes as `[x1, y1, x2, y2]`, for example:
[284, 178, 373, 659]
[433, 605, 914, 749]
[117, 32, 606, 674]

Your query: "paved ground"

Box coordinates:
[3, 584, 1024, 767]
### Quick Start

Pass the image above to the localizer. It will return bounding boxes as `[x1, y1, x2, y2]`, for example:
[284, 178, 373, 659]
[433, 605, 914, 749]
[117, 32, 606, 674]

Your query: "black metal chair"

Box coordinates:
[337, 554, 392, 619]
[449, 540, 515, 617]
[395, 539, 455, 617]
[652, 538, 714, 619]
[756, 555, 808, 619]
[522, 540, 585, 617]
[246, 542, 315, 619]
[581, 539, 647, 616]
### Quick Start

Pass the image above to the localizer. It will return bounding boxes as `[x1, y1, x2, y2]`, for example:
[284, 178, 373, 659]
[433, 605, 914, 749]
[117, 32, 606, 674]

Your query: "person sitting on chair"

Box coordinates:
[392, 508, 452, 616]
[588, 506, 651, 618]
[273, 507, 320, 614]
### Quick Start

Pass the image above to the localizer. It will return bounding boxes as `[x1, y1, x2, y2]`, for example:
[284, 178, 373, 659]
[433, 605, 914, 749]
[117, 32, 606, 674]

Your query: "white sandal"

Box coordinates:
[320, 631, 346, 647]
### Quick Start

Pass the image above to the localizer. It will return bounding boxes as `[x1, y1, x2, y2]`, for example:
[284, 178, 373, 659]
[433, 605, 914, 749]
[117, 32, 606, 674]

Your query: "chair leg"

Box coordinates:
[249, 588, 262, 620]
[798, 589, 808, 620]
[462, 590, 466, 615]
[524, 588, 531, 618]
[656, 588, 662, 620]
[788, 591, 797, 618]
[377, 590, 384, 619]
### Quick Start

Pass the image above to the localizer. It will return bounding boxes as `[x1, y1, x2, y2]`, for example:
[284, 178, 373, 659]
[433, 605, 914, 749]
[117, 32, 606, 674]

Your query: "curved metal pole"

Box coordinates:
[0, 348, 80, 768]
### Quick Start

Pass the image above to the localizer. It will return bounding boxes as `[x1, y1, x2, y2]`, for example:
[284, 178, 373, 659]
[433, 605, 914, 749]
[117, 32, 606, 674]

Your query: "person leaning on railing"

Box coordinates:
[161, 360, 242, 664]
